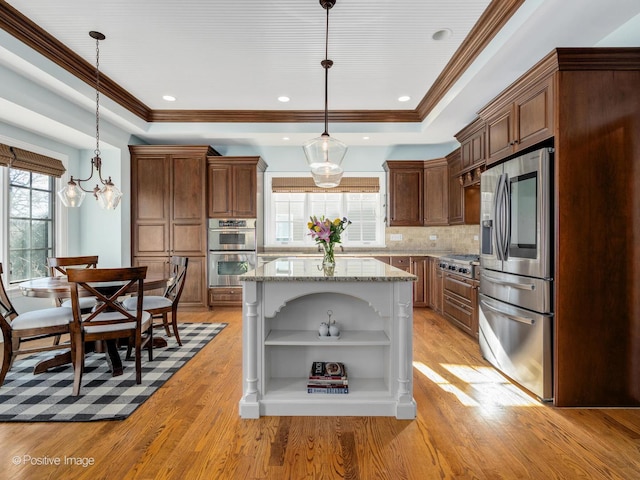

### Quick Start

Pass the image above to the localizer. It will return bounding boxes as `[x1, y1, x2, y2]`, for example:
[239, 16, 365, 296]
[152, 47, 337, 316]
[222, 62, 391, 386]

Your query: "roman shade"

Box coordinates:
[0, 143, 66, 178]
[272, 177, 379, 193]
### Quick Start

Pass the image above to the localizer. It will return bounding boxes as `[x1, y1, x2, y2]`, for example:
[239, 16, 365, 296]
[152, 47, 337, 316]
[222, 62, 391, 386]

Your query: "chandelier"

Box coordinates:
[302, 0, 347, 188]
[58, 31, 122, 209]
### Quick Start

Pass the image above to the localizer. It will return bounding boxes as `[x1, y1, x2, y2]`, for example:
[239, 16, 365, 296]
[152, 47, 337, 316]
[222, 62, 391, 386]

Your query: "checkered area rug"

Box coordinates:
[0, 323, 227, 422]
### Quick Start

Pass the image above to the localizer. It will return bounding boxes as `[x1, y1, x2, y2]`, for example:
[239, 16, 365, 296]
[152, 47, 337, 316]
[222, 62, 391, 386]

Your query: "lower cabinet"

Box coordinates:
[442, 272, 479, 338]
[411, 257, 429, 307]
[208, 286, 242, 306]
[381, 255, 438, 309]
[428, 257, 443, 313]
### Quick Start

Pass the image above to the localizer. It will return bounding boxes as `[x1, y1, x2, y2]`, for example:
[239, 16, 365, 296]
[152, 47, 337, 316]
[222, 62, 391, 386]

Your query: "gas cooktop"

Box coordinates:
[438, 254, 480, 279]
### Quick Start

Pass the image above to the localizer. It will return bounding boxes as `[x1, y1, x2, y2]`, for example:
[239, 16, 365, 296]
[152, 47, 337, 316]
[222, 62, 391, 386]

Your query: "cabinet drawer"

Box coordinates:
[391, 256, 411, 272]
[443, 294, 473, 330]
[443, 274, 473, 301]
[209, 287, 242, 306]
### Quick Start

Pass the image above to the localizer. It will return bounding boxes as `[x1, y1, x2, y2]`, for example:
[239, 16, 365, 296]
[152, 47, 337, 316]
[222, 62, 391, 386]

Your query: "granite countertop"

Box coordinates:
[240, 257, 417, 282]
[258, 250, 450, 259]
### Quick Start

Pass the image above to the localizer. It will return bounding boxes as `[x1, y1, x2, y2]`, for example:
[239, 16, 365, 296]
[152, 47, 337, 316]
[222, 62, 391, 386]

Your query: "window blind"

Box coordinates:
[0, 143, 66, 178]
[272, 177, 379, 193]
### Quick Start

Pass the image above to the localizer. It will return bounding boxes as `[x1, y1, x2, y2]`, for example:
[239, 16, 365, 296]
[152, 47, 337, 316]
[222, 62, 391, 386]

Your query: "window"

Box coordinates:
[266, 174, 385, 248]
[7, 168, 55, 283]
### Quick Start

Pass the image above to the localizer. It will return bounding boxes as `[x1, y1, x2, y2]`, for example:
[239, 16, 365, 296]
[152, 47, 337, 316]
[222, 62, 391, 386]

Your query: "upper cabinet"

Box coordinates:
[383, 161, 423, 226]
[446, 149, 463, 225]
[456, 118, 486, 173]
[130, 145, 218, 258]
[207, 157, 267, 219]
[481, 74, 554, 166]
[384, 159, 448, 227]
[423, 159, 448, 226]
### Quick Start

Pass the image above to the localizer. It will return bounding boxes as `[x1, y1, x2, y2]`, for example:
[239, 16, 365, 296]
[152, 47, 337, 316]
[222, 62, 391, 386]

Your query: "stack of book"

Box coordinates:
[307, 361, 349, 394]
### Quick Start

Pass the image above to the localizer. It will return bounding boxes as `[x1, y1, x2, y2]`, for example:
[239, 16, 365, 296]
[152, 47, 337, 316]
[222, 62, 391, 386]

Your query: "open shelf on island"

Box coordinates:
[264, 329, 390, 346]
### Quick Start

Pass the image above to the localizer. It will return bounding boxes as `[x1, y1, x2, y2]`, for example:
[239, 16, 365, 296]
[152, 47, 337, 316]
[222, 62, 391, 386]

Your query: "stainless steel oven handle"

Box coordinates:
[480, 300, 535, 325]
[480, 273, 535, 290]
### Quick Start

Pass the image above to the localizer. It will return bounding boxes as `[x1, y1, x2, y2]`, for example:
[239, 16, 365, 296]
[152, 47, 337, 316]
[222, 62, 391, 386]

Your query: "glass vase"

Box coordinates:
[322, 242, 336, 275]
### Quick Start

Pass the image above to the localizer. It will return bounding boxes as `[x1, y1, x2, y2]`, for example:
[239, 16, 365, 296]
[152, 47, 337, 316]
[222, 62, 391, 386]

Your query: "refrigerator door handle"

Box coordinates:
[494, 174, 506, 261]
[480, 273, 535, 290]
[501, 175, 511, 261]
[480, 300, 536, 325]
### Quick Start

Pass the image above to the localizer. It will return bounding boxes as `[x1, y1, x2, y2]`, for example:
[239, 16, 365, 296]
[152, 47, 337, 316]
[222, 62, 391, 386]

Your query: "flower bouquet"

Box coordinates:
[307, 216, 351, 272]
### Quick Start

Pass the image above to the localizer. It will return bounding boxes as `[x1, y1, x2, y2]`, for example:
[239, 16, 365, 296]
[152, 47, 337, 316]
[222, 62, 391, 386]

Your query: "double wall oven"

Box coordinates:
[479, 146, 554, 401]
[208, 219, 257, 287]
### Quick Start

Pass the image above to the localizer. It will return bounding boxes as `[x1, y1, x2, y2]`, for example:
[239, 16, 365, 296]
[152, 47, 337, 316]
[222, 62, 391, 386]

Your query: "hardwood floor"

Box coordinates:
[1, 307, 639, 479]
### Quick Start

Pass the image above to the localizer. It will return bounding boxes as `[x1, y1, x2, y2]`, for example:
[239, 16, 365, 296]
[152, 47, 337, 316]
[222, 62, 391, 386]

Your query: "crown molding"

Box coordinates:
[0, 0, 521, 125]
[415, 0, 526, 119]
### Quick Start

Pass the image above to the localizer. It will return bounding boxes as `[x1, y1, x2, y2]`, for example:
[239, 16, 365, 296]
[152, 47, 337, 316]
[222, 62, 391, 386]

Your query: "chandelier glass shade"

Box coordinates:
[303, 0, 347, 188]
[58, 31, 122, 209]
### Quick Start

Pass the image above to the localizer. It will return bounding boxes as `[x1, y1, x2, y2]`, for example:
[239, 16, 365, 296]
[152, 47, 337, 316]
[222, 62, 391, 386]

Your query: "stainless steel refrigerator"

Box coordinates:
[478, 147, 554, 401]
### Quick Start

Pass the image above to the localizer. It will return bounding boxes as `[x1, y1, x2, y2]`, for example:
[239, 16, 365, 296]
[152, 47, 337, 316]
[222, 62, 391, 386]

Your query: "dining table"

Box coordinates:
[19, 273, 169, 376]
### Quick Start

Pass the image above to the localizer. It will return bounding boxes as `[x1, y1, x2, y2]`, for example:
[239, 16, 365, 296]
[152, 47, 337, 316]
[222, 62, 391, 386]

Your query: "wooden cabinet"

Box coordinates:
[482, 75, 554, 166]
[427, 257, 442, 313]
[442, 272, 478, 338]
[457, 118, 486, 172]
[130, 145, 218, 309]
[383, 161, 423, 226]
[207, 157, 267, 218]
[446, 149, 464, 225]
[410, 257, 429, 308]
[384, 159, 448, 227]
[208, 286, 243, 306]
[423, 159, 448, 226]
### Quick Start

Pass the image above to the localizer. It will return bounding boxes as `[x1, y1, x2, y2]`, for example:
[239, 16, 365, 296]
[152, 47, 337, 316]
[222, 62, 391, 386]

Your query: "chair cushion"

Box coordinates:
[12, 307, 74, 330]
[61, 297, 98, 309]
[83, 311, 151, 334]
[122, 296, 172, 311]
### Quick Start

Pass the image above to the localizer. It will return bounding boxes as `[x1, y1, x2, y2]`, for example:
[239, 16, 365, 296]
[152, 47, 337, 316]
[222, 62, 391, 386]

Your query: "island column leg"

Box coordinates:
[396, 283, 416, 419]
[239, 281, 260, 418]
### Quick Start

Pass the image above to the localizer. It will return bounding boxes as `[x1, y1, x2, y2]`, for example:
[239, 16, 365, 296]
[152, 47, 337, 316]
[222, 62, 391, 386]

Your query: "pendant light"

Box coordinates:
[303, 0, 347, 188]
[58, 31, 122, 209]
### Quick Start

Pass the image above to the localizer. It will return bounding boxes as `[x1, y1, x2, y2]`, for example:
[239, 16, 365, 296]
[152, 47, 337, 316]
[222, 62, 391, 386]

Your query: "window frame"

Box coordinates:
[7, 168, 56, 283]
[264, 172, 386, 249]
[0, 136, 69, 288]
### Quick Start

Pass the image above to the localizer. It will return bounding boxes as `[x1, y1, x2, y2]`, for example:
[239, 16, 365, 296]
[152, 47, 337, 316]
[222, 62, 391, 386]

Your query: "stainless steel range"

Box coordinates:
[438, 254, 480, 280]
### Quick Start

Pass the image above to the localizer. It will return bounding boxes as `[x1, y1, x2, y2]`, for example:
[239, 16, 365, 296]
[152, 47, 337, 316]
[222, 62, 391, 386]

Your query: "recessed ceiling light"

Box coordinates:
[363, 136, 370, 140]
[278, 96, 290, 103]
[162, 95, 176, 102]
[398, 96, 411, 102]
[432, 29, 452, 41]
[283, 136, 290, 141]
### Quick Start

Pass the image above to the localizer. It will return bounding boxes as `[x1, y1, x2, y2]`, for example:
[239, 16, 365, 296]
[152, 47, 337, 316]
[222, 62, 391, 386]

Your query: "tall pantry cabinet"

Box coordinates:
[130, 145, 219, 309]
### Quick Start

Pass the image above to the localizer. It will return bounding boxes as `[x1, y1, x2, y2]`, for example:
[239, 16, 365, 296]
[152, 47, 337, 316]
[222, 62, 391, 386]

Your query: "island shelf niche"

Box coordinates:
[238, 257, 417, 419]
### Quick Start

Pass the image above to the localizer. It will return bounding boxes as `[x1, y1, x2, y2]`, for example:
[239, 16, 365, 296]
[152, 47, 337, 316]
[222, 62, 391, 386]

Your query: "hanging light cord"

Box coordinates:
[321, 1, 334, 137]
[94, 34, 101, 160]
[70, 31, 110, 194]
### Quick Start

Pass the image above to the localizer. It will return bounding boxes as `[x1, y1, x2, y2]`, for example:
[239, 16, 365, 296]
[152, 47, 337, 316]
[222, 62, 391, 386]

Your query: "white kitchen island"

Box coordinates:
[238, 257, 417, 419]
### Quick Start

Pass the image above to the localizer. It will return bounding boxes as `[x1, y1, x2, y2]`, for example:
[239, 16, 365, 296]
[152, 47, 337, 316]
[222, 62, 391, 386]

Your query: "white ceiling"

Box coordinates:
[1, 0, 640, 150]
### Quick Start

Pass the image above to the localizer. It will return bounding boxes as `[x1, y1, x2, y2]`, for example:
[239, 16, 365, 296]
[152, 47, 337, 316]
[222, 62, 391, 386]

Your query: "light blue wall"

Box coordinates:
[0, 59, 137, 268]
[208, 142, 459, 172]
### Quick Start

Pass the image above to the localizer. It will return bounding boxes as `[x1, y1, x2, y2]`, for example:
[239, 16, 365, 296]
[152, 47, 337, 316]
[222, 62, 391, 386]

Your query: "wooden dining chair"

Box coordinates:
[67, 266, 153, 396]
[0, 263, 74, 387]
[122, 256, 189, 346]
[47, 255, 99, 311]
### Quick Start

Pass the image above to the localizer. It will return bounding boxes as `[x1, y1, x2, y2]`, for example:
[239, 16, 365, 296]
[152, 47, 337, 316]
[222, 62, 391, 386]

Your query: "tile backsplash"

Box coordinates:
[385, 225, 480, 254]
